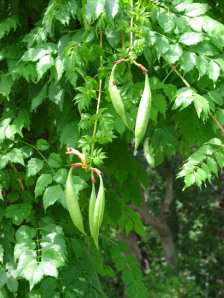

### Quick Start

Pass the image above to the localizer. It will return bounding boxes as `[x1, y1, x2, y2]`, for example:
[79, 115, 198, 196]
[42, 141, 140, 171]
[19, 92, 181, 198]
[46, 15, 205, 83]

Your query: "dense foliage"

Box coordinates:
[0, 0, 224, 297]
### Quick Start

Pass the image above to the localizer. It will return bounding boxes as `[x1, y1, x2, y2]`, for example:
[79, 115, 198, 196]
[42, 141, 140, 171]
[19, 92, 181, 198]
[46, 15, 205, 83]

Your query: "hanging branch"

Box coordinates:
[162, 56, 224, 135]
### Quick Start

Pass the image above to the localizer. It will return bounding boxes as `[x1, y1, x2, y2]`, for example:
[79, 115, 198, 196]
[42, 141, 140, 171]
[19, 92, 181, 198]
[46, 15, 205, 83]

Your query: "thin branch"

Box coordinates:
[91, 30, 103, 155]
[210, 112, 224, 134]
[130, 0, 133, 48]
[9, 162, 25, 191]
[162, 56, 190, 88]
[162, 56, 224, 135]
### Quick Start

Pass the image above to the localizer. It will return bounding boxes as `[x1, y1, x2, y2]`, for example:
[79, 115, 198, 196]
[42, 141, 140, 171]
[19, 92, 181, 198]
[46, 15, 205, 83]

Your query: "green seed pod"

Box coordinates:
[89, 183, 96, 240]
[135, 73, 151, 150]
[65, 168, 86, 235]
[92, 174, 105, 249]
[143, 138, 155, 168]
[109, 64, 129, 128]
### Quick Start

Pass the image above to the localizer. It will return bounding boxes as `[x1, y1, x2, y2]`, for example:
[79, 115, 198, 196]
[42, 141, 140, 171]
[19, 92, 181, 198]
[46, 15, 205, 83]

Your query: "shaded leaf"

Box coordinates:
[43, 185, 64, 209]
[35, 174, 53, 198]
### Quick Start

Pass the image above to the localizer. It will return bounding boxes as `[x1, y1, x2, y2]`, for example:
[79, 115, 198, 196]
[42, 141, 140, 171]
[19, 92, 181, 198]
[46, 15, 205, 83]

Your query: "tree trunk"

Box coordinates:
[140, 172, 177, 265]
[120, 230, 150, 271]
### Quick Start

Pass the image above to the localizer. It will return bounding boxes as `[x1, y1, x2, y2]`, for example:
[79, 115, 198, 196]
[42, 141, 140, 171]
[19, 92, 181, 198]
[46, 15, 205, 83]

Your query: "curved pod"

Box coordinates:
[92, 174, 105, 249]
[109, 64, 129, 128]
[135, 73, 151, 150]
[89, 183, 96, 240]
[65, 168, 86, 235]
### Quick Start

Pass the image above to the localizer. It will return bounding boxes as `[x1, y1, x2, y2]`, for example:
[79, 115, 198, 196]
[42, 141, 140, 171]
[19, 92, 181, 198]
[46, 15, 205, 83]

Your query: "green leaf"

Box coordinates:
[31, 83, 48, 112]
[155, 36, 169, 56]
[214, 151, 224, 168]
[207, 61, 220, 82]
[0, 16, 18, 39]
[53, 168, 67, 184]
[104, 264, 116, 278]
[48, 153, 62, 168]
[0, 244, 4, 263]
[36, 139, 50, 151]
[196, 55, 208, 77]
[207, 138, 222, 146]
[6, 276, 18, 294]
[36, 55, 54, 81]
[193, 94, 210, 119]
[172, 87, 194, 110]
[0, 75, 13, 98]
[180, 52, 197, 73]
[6, 203, 32, 225]
[152, 94, 167, 118]
[179, 32, 204, 45]
[54, 57, 65, 82]
[7, 148, 25, 166]
[200, 163, 211, 182]
[72, 176, 88, 195]
[105, 27, 122, 49]
[22, 48, 47, 62]
[59, 122, 80, 148]
[125, 219, 133, 236]
[35, 174, 53, 198]
[54, 3, 70, 25]
[0, 268, 7, 287]
[126, 254, 138, 267]
[27, 158, 44, 176]
[185, 3, 209, 17]
[207, 157, 218, 176]
[67, 0, 78, 19]
[183, 173, 195, 189]
[48, 83, 65, 111]
[214, 58, 224, 72]
[122, 269, 134, 286]
[126, 281, 148, 298]
[43, 185, 64, 209]
[207, 90, 223, 106]
[0, 154, 8, 169]
[133, 216, 145, 237]
[15, 225, 36, 242]
[87, 0, 105, 22]
[105, 0, 119, 23]
[165, 44, 183, 64]
[158, 12, 174, 33]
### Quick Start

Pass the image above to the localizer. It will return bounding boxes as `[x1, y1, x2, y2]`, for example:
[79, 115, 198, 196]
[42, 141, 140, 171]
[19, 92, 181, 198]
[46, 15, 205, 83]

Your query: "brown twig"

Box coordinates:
[9, 162, 25, 191]
[133, 61, 148, 73]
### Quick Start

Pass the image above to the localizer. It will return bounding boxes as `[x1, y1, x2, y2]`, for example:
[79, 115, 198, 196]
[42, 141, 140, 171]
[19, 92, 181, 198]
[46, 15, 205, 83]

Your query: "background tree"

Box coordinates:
[0, 0, 224, 297]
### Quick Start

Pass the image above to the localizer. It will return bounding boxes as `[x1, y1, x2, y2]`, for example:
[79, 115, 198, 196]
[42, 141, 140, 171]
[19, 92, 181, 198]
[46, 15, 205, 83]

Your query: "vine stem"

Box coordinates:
[9, 162, 25, 191]
[162, 56, 224, 135]
[18, 140, 55, 174]
[91, 30, 103, 155]
[130, 0, 133, 48]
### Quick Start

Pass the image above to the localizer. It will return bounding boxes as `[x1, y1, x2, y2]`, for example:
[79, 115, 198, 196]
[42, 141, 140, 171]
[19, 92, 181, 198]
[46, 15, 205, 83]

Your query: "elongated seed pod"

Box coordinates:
[89, 183, 96, 240]
[135, 73, 151, 150]
[109, 64, 129, 128]
[92, 174, 105, 249]
[65, 168, 86, 235]
[143, 138, 155, 168]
